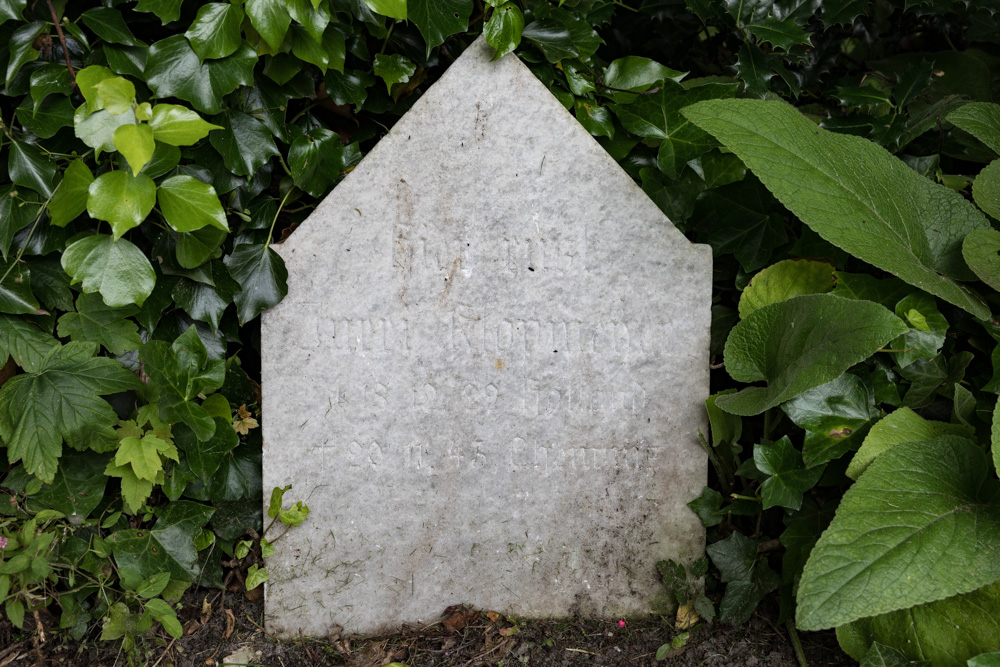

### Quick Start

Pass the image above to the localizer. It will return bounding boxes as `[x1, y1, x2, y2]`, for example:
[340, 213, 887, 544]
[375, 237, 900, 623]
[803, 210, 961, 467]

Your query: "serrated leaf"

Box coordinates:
[0, 314, 58, 372]
[947, 102, 1000, 154]
[157, 175, 229, 233]
[148, 103, 222, 147]
[86, 170, 156, 238]
[145, 36, 256, 115]
[225, 243, 288, 325]
[62, 234, 156, 308]
[797, 436, 1000, 631]
[48, 160, 94, 228]
[113, 124, 155, 175]
[739, 259, 835, 318]
[104, 460, 154, 512]
[964, 229, 1000, 293]
[112, 500, 215, 585]
[373, 53, 415, 94]
[718, 294, 907, 416]
[484, 3, 523, 61]
[115, 435, 164, 482]
[209, 109, 279, 177]
[683, 99, 991, 319]
[0, 342, 141, 482]
[246, 0, 291, 51]
[79, 7, 141, 47]
[185, 3, 244, 61]
[409, 0, 472, 58]
[56, 292, 141, 355]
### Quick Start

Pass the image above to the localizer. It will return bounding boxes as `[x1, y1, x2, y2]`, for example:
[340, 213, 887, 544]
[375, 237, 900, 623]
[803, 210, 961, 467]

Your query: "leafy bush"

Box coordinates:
[0, 0, 998, 663]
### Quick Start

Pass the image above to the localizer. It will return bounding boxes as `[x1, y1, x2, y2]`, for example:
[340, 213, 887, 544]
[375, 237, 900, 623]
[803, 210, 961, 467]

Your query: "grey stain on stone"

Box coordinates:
[261, 37, 711, 637]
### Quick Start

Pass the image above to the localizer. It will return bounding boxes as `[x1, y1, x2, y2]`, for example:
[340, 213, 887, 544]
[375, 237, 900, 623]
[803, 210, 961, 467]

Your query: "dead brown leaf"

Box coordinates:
[223, 609, 236, 639]
[498, 626, 518, 637]
[675, 601, 700, 630]
[441, 605, 479, 634]
[485, 611, 501, 623]
[243, 584, 263, 602]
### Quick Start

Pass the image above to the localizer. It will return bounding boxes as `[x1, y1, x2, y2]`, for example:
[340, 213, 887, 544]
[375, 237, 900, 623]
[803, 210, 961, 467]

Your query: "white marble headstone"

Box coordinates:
[262, 38, 711, 637]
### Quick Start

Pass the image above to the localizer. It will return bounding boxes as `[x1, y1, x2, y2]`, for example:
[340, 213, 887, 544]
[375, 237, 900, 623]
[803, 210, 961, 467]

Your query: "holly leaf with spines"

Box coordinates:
[56, 292, 142, 355]
[797, 436, 1000, 631]
[0, 341, 142, 483]
[683, 99, 992, 319]
[62, 234, 157, 308]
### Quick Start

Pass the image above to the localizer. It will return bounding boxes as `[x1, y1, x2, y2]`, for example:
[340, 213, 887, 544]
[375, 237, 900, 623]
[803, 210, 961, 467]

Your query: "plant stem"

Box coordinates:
[786, 619, 809, 667]
[265, 187, 295, 251]
[46, 0, 76, 87]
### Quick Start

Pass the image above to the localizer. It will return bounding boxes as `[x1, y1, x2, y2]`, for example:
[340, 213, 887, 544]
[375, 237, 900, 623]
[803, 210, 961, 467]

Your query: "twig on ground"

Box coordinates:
[150, 637, 178, 667]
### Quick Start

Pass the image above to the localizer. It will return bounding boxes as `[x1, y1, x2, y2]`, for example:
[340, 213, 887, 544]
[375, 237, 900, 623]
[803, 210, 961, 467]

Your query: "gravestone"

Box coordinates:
[261, 37, 711, 638]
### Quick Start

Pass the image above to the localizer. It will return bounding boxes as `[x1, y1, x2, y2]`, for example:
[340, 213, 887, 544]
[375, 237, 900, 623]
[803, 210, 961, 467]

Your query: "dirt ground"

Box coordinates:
[0, 588, 853, 667]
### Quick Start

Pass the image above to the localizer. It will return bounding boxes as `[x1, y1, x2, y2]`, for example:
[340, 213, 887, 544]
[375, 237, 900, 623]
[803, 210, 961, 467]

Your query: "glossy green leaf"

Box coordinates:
[113, 124, 155, 175]
[288, 128, 350, 197]
[176, 226, 227, 269]
[373, 53, 416, 94]
[105, 44, 149, 80]
[0, 0, 25, 25]
[969, 653, 1000, 667]
[753, 436, 824, 510]
[28, 64, 72, 112]
[112, 500, 215, 586]
[797, 436, 1000, 630]
[172, 263, 238, 331]
[209, 109, 279, 177]
[25, 256, 72, 313]
[890, 292, 948, 367]
[706, 532, 780, 624]
[16, 95, 74, 139]
[782, 373, 880, 468]
[56, 292, 141, 355]
[484, 3, 523, 61]
[175, 418, 238, 480]
[972, 161, 1000, 220]
[522, 18, 600, 63]
[139, 326, 225, 440]
[136, 572, 171, 599]
[74, 105, 138, 155]
[147, 104, 221, 147]
[157, 175, 228, 233]
[9, 141, 56, 197]
[947, 102, 1000, 154]
[0, 255, 39, 315]
[145, 36, 256, 115]
[94, 77, 136, 115]
[363, 0, 406, 19]
[719, 294, 907, 416]
[739, 259, 835, 318]
[290, 24, 330, 71]
[0, 314, 58, 372]
[838, 581, 1000, 667]
[225, 243, 288, 325]
[684, 99, 991, 319]
[62, 235, 156, 308]
[134, 0, 185, 23]
[603, 56, 685, 92]
[47, 159, 94, 228]
[963, 229, 1000, 293]
[32, 450, 109, 519]
[847, 407, 973, 480]
[0, 184, 41, 258]
[574, 100, 614, 139]
[246, 0, 291, 51]
[87, 171, 156, 238]
[80, 8, 141, 47]
[185, 3, 245, 61]
[409, 0, 472, 57]
[0, 342, 141, 482]
[7, 22, 44, 85]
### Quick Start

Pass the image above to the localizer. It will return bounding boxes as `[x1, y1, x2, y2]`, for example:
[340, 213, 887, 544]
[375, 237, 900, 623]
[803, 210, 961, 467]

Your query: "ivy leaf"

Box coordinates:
[245, 0, 291, 51]
[56, 292, 141, 355]
[363, 0, 406, 19]
[79, 7, 141, 47]
[0, 0, 26, 25]
[684, 99, 992, 319]
[145, 36, 256, 115]
[286, 0, 331, 43]
[62, 234, 157, 308]
[176, 226, 227, 269]
[846, 407, 972, 480]
[95, 77, 136, 115]
[964, 229, 1000, 293]
[484, 3, 523, 61]
[0, 342, 141, 483]
[23, 256, 72, 312]
[29, 65, 72, 112]
[9, 141, 56, 197]
[0, 314, 58, 372]
[112, 500, 215, 586]
[185, 3, 245, 61]
[139, 326, 225, 441]
[225, 243, 288, 325]
[890, 292, 948, 367]
[6, 22, 44, 85]
[15, 95, 74, 139]
[113, 124, 156, 175]
[208, 109, 279, 177]
[0, 256, 39, 315]
[135, 0, 185, 24]
[74, 106, 138, 155]
[288, 128, 353, 197]
[753, 437, 824, 511]
[157, 175, 229, 233]
[373, 53, 416, 94]
[706, 532, 781, 624]
[409, 0, 472, 58]
[947, 102, 1000, 154]
[174, 418, 238, 480]
[172, 262, 239, 330]
[718, 294, 907, 416]
[47, 160, 94, 228]
[147, 104, 221, 147]
[0, 184, 40, 259]
[32, 450, 109, 519]
[797, 436, 1000, 631]
[781, 373, 879, 468]
[87, 171, 156, 238]
[738, 259, 835, 318]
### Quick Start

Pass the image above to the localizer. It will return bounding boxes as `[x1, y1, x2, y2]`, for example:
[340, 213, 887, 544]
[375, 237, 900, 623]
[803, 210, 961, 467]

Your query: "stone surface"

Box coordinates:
[261, 38, 711, 638]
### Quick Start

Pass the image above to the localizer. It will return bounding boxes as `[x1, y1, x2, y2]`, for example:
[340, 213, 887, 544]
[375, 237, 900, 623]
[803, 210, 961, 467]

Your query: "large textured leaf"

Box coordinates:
[185, 3, 244, 61]
[718, 294, 907, 416]
[208, 109, 279, 177]
[409, 0, 472, 57]
[964, 229, 1000, 293]
[739, 259, 835, 318]
[112, 500, 215, 587]
[947, 102, 1000, 154]
[86, 171, 156, 239]
[972, 161, 1000, 220]
[684, 99, 991, 319]
[0, 314, 57, 372]
[61, 235, 156, 308]
[837, 581, 1000, 667]
[145, 36, 256, 115]
[846, 407, 972, 480]
[225, 243, 288, 325]
[0, 342, 141, 482]
[797, 436, 1000, 631]
[56, 292, 141, 355]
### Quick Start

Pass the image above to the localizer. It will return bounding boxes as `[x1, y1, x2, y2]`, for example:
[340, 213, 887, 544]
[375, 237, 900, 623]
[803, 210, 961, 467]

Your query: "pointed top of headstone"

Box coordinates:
[263, 38, 711, 637]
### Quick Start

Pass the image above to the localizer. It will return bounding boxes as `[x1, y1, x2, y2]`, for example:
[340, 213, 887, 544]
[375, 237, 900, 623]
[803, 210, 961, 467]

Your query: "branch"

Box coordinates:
[45, 0, 76, 87]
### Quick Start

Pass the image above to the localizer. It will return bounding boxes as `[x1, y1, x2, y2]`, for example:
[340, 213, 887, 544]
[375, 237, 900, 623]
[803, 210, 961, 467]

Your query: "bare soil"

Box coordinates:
[0, 589, 853, 667]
